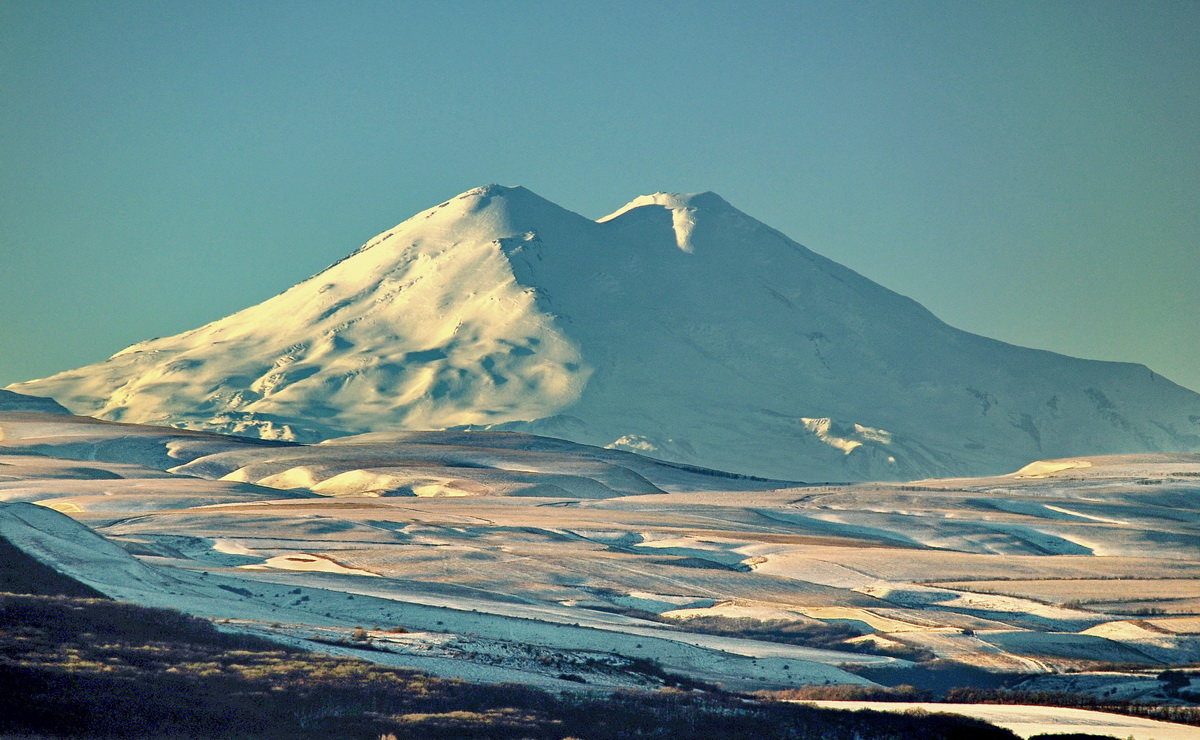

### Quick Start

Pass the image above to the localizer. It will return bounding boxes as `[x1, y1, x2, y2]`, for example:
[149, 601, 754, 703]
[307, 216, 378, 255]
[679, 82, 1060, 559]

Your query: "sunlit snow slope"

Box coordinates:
[11, 185, 1200, 480]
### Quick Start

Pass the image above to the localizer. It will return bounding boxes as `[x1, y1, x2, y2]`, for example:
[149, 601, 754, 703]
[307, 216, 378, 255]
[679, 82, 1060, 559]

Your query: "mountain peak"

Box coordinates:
[10, 186, 1200, 481]
[600, 190, 735, 222]
[644, 190, 733, 210]
[427, 184, 590, 238]
[452, 183, 577, 211]
[599, 191, 745, 252]
[457, 183, 533, 201]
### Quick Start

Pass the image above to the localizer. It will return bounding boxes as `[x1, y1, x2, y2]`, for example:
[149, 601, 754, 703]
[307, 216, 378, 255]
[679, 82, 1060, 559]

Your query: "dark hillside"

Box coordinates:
[0, 591, 1019, 739]
[0, 535, 106, 598]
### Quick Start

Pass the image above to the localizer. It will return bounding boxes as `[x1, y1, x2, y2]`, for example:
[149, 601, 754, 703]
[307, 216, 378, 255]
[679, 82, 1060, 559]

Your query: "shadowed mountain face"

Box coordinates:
[9, 185, 1200, 480]
[0, 390, 68, 415]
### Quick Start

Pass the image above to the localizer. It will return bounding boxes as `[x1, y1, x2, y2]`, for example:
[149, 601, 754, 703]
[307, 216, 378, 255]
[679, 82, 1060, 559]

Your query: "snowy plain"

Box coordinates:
[2, 404, 1198, 699]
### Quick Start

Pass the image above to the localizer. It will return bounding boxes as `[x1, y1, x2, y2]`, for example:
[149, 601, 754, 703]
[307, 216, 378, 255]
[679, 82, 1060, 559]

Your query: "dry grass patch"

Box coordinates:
[933, 579, 1200, 607]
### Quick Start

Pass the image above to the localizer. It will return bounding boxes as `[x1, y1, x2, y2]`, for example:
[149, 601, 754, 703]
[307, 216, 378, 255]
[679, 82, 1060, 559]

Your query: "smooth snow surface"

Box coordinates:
[11, 184, 1200, 482]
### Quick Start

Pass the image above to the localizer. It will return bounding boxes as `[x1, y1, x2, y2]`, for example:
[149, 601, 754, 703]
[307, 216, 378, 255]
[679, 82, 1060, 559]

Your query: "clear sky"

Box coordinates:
[3, 1, 1198, 392]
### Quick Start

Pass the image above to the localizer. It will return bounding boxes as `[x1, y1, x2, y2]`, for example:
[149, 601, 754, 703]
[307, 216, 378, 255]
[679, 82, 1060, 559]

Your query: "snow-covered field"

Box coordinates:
[2, 408, 1198, 696]
[805, 701, 1200, 739]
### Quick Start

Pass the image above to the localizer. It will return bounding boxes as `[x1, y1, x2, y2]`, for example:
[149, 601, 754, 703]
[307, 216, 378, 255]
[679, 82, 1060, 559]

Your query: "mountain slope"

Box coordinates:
[10, 185, 1200, 480]
[0, 390, 68, 414]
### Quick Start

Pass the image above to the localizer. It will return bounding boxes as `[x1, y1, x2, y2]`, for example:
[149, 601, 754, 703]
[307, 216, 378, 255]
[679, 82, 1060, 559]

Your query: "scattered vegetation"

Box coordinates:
[761, 684, 933, 702]
[1060, 597, 1176, 615]
[771, 670, 1200, 728]
[668, 614, 860, 645]
[943, 687, 1200, 728]
[848, 659, 1017, 694]
[0, 591, 1020, 739]
[661, 615, 937, 662]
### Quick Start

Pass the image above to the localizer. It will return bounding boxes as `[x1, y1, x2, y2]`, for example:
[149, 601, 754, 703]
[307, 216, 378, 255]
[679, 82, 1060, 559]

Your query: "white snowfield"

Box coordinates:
[9, 185, 1200, 481]
[2, 407, 1199, 698]
[805, 701, 1200, 740]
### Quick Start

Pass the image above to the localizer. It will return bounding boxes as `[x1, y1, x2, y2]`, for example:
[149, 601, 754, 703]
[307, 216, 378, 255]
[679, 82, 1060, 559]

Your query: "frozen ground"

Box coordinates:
[2, 409, 1198, 696]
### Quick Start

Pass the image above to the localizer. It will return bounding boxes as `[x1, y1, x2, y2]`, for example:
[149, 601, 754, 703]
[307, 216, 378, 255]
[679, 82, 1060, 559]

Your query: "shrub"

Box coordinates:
[0, 592, 1023, 739]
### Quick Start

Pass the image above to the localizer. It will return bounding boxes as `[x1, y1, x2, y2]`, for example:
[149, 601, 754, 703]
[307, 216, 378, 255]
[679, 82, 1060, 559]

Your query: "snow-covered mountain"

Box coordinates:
[10, 185, 1200, 480]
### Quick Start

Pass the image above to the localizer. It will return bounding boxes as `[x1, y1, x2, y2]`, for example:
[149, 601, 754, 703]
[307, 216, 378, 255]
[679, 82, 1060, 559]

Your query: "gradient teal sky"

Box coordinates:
[3, 1, 1198, 392]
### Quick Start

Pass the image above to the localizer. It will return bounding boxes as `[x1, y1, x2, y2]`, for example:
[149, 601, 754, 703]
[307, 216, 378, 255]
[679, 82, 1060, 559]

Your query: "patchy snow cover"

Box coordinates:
[243, 552, 381, 576]
[0, 500, 878, 692]
[0, 502, 182, 596]
[10, 186, 1200, 481]
[169, 429, 792, 497]
[3, 411, 1199, 695]
[806, 701, 1200, 740]
[0, 410, 293, 471]
[1013, 459, 1093, 478]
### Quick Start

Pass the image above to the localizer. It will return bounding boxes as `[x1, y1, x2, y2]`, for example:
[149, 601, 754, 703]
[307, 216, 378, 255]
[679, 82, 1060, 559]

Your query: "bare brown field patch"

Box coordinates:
[933, 579, 1200, 606]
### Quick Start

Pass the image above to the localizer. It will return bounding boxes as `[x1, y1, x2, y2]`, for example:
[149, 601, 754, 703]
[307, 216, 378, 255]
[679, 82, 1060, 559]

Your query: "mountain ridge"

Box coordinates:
[10, 184, 1200, 480]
